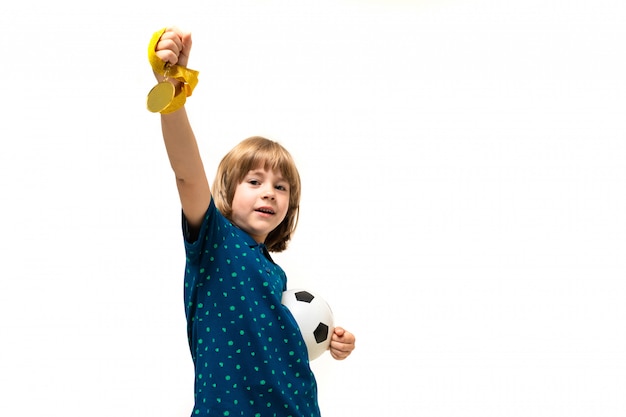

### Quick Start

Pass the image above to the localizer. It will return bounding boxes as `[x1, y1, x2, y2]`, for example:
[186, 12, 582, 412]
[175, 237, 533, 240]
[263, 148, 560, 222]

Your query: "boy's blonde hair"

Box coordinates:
[212, 136, 301, 252]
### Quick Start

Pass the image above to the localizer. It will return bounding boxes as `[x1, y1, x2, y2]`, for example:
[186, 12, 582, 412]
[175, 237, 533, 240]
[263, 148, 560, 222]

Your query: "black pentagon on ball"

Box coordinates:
[313, 322, 329, 343]
[295, 290, 315, 303]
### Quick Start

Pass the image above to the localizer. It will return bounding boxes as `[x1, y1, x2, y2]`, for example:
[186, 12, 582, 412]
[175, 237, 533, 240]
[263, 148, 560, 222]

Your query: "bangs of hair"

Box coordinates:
[231, 137, 300, 185]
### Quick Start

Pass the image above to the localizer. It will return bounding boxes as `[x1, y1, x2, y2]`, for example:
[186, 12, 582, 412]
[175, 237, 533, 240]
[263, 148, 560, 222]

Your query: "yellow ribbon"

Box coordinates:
[147, 28, 199, 113]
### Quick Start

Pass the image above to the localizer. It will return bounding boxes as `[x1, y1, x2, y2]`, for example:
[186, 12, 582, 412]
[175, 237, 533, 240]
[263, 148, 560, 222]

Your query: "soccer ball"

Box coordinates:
[281, 289, 335, 360]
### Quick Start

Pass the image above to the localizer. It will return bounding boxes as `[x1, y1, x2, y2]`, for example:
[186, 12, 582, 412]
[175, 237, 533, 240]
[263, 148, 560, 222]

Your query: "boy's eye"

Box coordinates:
[276, 185, 288, 191]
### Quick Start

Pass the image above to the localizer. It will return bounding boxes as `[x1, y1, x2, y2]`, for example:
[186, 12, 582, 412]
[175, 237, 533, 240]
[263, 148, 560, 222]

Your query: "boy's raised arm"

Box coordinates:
[153, 27, 211, 228]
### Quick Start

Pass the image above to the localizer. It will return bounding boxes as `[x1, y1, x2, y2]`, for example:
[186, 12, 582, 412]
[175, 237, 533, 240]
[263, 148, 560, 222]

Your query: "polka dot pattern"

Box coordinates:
[182, 199, 320, 416]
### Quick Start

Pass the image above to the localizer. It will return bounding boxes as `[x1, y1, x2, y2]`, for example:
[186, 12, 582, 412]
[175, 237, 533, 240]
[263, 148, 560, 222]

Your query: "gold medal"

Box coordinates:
[147, 81, 175, 113]
[147, 64, 176, 113]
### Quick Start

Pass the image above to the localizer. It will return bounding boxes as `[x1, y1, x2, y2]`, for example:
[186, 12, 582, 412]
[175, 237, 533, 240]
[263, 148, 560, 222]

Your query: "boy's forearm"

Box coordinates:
[160, 108, 205, 182]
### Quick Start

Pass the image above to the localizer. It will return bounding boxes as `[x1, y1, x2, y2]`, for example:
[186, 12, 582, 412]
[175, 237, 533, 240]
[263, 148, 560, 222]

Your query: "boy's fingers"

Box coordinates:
[155, 49, 178, 65]
[181, 31, 193, 56]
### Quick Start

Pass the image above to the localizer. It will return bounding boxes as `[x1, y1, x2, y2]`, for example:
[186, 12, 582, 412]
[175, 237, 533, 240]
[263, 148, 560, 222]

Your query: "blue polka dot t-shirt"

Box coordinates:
[182, 198, 320, 417]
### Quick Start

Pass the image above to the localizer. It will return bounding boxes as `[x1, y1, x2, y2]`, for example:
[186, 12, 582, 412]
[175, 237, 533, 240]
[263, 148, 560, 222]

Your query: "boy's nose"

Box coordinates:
[262, 187, 275, 199]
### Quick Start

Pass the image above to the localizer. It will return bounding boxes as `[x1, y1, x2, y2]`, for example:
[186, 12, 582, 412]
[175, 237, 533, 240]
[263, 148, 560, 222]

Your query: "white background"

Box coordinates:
[1, 1, 625, 416]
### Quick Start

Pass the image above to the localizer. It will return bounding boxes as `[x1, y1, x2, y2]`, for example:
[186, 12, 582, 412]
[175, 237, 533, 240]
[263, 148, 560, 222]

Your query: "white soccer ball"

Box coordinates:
[281, 289, 335, 360]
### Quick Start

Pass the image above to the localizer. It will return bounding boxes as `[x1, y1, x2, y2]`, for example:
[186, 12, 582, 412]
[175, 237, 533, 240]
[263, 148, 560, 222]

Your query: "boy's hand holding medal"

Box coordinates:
[147, 27, 199, 114]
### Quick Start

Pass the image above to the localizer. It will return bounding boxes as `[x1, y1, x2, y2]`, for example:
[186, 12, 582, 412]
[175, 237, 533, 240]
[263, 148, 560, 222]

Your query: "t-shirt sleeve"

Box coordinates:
[182, 197, 219, 263]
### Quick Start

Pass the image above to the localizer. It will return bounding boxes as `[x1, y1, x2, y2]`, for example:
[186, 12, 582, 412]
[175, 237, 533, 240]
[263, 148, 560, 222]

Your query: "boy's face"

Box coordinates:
[230, 167, 290, 244]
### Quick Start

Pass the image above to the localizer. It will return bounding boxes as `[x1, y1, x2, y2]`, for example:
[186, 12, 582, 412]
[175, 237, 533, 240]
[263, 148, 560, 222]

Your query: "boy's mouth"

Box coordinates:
[255, 207, 275, 215]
